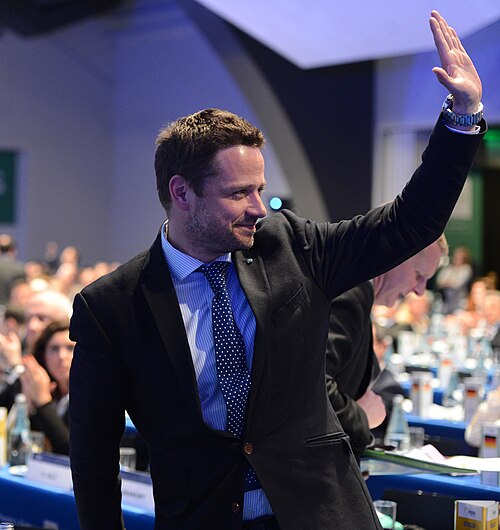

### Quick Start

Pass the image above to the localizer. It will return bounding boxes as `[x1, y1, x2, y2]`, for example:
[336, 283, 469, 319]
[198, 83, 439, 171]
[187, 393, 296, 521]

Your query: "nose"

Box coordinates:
[248, 192, 267, 218]
[413, 277, 427, 296]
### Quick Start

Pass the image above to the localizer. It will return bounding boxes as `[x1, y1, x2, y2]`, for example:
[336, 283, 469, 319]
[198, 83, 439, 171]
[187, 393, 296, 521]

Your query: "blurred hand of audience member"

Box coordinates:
[20, 354, 54, 409]
[0, 329, 22, 371]
[356, 390, 386, 429]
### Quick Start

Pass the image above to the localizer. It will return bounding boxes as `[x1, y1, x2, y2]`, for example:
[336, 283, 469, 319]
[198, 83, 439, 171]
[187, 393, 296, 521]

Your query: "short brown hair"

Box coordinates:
[155, 108, 265, 212]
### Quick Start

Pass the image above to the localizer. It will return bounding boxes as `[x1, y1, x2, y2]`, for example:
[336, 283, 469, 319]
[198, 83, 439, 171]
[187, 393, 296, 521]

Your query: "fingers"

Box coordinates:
[430, 11, 466, 58]
[449, 26, 467, 54]
[430, 11, 453, 52]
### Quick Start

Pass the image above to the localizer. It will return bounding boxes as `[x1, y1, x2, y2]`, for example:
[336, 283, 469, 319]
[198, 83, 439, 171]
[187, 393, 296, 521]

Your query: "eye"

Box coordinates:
[231, 189, 248, 199]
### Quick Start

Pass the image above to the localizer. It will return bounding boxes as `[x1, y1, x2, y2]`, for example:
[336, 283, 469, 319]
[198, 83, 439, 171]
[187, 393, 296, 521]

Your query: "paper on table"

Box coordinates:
[364, 444, 480, 475]
[446, 455, 500, 472]
[405, 445, 500, 471]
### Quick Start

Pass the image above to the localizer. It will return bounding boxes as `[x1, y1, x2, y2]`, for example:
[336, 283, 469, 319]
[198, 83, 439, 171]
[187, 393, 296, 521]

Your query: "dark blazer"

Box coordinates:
[326, 281, 378, 456]
[69, 119, 484, 530]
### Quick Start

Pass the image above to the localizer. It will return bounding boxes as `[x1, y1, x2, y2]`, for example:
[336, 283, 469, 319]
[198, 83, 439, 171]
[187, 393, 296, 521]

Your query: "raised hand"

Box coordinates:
[0, 330, 22, 371]
[429, 10, 482, 114]
[20, 355, 53, 409]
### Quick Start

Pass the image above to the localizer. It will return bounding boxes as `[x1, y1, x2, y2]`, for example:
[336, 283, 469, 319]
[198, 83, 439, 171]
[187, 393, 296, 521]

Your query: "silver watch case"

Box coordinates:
[442, 94, 483, 127]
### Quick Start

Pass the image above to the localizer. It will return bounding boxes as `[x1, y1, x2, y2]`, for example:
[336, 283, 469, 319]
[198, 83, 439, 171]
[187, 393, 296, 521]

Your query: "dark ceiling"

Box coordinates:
[0, 0, 125, 36]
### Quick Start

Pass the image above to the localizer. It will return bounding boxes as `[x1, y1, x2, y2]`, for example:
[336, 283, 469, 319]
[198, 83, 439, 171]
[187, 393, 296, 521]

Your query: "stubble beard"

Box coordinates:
[187, 206, 254, 259]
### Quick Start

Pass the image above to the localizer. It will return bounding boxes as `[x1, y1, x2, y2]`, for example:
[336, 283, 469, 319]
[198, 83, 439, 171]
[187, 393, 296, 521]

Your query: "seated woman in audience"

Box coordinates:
[19, 320, 73, 454]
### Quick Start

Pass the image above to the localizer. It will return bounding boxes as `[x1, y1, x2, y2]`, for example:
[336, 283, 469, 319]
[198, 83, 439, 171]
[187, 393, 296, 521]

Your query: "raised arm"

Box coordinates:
[429, 10, 482, 115]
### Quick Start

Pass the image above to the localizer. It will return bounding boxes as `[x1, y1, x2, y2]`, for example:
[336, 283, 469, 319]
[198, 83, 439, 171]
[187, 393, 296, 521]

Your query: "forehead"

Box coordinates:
[27, 296, 68, 318]
[415, 244, 442, 272]
[213, 146, 265, 182]
[27, 298, 52, 314]
[47, 331, 72, 343]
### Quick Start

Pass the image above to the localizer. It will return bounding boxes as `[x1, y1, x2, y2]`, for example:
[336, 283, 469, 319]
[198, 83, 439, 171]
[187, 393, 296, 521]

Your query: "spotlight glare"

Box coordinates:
[269, 197, 283, 210]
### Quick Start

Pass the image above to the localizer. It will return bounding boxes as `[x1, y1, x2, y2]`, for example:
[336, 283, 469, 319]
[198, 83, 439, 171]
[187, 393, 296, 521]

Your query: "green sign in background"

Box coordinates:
[0, 151, 16, 223]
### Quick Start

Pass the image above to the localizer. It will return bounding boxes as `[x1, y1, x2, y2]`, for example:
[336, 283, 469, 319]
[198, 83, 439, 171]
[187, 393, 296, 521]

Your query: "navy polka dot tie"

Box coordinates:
[200, 261, 259, 491]
[200, 261, 251, 436]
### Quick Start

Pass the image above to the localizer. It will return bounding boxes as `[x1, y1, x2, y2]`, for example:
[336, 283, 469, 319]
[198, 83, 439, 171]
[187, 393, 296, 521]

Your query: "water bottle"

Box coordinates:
[7, 393, 32, 467]
[383, 394, 410, 452]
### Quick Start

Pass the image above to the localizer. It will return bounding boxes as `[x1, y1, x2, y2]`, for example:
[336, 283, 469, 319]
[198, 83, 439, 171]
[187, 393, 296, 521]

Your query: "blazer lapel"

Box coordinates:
[233, 249, 272, 430]
[140, 232, 201, 414]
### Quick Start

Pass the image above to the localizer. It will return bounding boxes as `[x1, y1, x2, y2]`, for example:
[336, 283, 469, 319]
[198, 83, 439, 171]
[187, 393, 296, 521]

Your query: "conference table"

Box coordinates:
[367, 468, 500, 502]
[0, 465, 154, 530]
[365, 461, 500, 530]
[0, 413, 479, 528]
[406, 414, 478, 456]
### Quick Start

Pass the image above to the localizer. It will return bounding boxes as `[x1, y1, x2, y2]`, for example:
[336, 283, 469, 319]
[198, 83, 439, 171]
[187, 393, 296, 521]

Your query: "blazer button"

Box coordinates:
[231, 502, 240, 513]
[243, 443, 254, 455]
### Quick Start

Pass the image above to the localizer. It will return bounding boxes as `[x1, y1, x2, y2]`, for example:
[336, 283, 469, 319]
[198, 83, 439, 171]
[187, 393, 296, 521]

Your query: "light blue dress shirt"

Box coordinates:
[161, 222, 272, 520]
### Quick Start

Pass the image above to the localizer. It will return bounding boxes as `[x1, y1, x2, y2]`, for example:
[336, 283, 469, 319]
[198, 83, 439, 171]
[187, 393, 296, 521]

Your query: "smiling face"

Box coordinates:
[169, 145, 268, 262]
[374, 242, 443, 307]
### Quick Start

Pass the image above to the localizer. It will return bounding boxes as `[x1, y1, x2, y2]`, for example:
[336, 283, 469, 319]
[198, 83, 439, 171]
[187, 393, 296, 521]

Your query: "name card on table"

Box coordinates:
[25, 452, 73, 491]
[120, 469, 154, 512]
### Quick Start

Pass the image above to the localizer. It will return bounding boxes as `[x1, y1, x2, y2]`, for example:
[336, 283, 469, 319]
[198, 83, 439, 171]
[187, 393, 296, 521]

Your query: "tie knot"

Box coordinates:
[200, 261, 230, 294]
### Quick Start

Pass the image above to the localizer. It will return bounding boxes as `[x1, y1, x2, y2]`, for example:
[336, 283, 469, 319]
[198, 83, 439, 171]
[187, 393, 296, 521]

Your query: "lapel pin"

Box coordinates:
[245, 258, 254, 265]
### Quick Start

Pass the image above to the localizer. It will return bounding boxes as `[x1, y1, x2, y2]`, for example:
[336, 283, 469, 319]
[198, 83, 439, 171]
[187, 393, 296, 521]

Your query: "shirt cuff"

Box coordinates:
[444, 124, 481, 135]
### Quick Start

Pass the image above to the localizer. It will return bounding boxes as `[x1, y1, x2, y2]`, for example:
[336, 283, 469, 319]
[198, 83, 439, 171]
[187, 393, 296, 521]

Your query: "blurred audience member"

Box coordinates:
[53, 261, 81, 298]
[483, 290, 500, 350]
[2, 305, 26, 338]
[43, 241, 59, 274]
[0, 234, 25, 307]
[394, 291, 434, 336]
[59, 246, 81, 268]
[20, 320, 73, 454]
[0, 289, 72, 408]
[23, 260, 47, 283]
[455, 276, 494, 334]
[465, 387, 500, 447]
[25, 290, 73, 353]
[8, 279, 33, 309]
[436, 245, 473, 314]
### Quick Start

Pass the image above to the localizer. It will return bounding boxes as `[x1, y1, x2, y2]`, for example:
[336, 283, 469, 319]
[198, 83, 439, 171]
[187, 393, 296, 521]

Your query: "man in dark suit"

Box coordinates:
[0, 234, 25, 307]
[69, 11, 485, 530]
[326, 236, 447, 457]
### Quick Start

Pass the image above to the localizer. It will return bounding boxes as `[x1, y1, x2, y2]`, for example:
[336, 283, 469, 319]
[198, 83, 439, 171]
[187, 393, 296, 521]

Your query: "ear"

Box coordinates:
[169, 175, 191, 211]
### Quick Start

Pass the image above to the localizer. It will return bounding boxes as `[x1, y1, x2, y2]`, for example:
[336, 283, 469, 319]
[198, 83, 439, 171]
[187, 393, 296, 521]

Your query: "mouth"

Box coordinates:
[235, 224, 256, 235]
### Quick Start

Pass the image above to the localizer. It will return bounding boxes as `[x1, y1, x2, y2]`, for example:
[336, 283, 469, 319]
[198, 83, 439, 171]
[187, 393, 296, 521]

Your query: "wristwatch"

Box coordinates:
[442, 94, 483, 127]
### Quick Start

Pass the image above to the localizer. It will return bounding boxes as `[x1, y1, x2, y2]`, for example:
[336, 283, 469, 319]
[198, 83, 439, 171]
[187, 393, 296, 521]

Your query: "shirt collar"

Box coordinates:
[161, 221, 231, 282]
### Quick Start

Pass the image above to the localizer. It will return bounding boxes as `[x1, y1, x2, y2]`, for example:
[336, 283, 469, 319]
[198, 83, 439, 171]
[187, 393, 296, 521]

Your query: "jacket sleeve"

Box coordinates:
[285, 118, 486, 301]
[31, 400, 69, 455]
[69, 292, 127, 530]
[325, 376, 372, 458]
[325, 284, 377, 457]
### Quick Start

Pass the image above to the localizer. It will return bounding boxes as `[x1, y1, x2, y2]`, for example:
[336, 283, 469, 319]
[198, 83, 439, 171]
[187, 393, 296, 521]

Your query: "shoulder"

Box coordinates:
[81, 249, 149, 303]
[330, 282, 373, 315]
